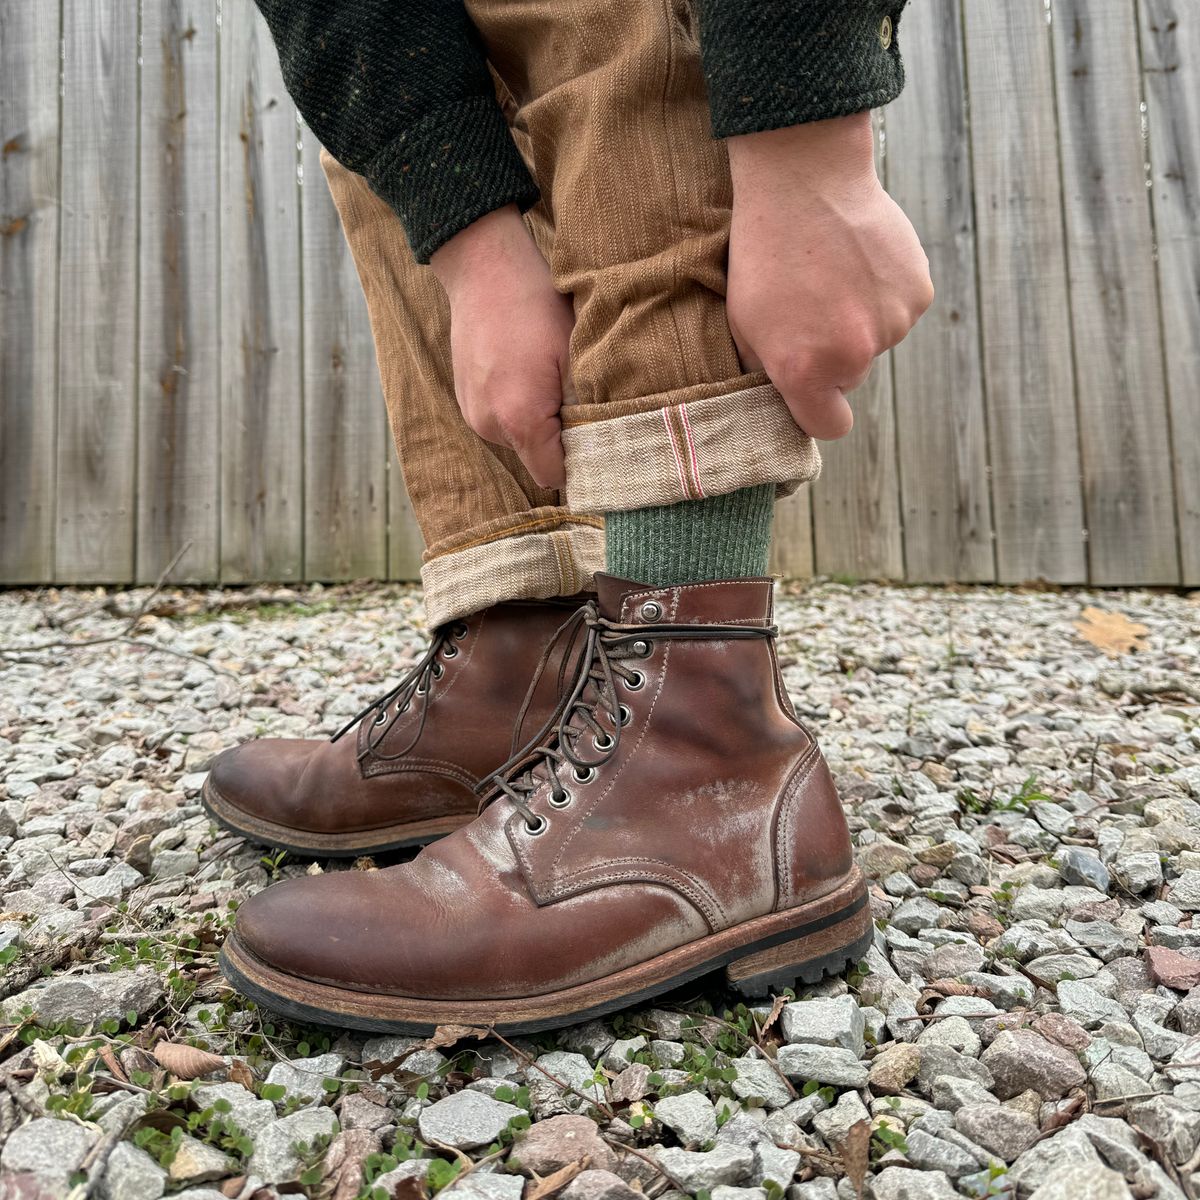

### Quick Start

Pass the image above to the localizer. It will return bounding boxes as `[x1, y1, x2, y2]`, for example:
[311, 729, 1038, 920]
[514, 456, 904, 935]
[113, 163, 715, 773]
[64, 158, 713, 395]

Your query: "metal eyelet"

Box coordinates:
[549, 789, 572, 809]
[397, 699, 410, 715]
[416, 680, 429, 695]
[373, 709, 388, 726]
[573, 766, 598, 784]
[453, 623, 469, 640]
[592, 732, 614, 752]
[639, 600, 663, 622]
[443, 643, 458, 659]
[431, 661, 445, 679]
[631, 639, 653, 658]
[623, 670, 646, 691]
[611, 703, 632, 727]
[524, 815, 548, 836]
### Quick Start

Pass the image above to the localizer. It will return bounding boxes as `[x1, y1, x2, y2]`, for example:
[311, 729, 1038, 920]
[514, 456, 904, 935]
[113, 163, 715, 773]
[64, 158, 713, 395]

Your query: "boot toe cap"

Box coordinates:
[205, 740, 317, 830]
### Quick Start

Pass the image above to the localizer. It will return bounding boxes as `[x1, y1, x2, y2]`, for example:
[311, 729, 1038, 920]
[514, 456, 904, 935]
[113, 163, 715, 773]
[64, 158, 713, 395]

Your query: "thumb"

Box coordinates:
[776, 380, 855, 441]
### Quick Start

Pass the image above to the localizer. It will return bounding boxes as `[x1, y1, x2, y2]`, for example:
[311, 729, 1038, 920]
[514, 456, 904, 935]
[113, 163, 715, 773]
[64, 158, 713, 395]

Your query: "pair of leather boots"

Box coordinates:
[211, 575, 870, 1034]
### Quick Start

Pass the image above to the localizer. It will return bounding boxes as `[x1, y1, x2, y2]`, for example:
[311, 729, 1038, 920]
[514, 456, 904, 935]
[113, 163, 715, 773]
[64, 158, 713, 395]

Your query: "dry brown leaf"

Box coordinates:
[227, 1058, 255, 1090]
[1041, 1091, 1085, 1134]
[1073, 606, 1149, 657]
[152, 1041, 226, 1080]
[352, 856, 378, 872]
[388, 1175, 429, 1200]
[758, 993, 788, 1037]
[839, 1120, 871, 1200]
[927, 979, 984, 998]
[424, 1024, 489, 1051]
[99, 1044, 128, 1083]
[527, 1160, 588, 1200]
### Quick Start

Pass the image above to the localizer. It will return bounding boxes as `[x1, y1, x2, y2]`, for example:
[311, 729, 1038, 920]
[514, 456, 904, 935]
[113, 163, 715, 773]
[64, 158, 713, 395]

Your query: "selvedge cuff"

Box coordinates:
[560, 379, 821, 515]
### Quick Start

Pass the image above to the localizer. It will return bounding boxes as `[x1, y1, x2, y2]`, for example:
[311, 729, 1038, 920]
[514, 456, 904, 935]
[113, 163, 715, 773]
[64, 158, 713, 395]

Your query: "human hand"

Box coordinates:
[725, 113, 933, 440]
[430, 205, 574, 489]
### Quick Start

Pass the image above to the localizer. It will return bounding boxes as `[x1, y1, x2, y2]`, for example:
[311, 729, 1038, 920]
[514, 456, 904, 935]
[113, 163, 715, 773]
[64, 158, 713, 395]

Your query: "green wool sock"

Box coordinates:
[605, 484, 775, 587]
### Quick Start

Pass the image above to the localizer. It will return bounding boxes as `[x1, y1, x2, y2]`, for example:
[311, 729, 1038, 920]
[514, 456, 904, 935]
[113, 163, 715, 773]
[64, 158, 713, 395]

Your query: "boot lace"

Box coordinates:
[480, 600, 774, 834]
[330, 621, 469, 760]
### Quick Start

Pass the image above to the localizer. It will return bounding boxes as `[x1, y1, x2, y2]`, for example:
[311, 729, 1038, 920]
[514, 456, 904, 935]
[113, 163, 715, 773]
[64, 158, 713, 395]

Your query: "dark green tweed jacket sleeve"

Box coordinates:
[253, 0, 538, 264]
[694, 0, 908, 137]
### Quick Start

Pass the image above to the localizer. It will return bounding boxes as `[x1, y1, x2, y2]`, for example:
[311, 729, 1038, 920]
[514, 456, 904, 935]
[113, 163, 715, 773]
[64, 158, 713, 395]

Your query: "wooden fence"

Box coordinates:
[2, 0, 1197, 587]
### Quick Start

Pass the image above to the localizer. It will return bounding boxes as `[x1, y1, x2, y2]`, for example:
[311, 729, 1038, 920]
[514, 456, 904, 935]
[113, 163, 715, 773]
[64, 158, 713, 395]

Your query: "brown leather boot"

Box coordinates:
[201, 597, 585, 857]
[220, 576, 870, 1032]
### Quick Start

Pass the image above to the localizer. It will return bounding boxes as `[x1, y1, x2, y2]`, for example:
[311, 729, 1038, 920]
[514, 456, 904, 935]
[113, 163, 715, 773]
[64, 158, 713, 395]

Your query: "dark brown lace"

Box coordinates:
[331, 621, 469, 759]
[479, 600, 775, 833]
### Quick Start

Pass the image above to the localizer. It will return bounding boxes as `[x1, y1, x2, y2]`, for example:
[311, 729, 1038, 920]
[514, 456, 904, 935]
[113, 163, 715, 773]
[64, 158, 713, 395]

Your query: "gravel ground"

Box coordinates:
[1, 580, 1198, 1200]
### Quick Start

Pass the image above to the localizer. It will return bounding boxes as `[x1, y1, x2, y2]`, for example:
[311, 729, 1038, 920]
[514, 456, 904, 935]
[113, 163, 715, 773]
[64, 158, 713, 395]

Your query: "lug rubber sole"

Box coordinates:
[201, 778, 473, 859]
[219, 866, 872, 1035]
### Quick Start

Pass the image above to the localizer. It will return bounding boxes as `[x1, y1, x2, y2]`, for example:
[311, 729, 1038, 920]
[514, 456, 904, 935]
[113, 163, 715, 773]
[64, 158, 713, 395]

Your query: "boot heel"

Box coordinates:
[724, 898, 873, 999]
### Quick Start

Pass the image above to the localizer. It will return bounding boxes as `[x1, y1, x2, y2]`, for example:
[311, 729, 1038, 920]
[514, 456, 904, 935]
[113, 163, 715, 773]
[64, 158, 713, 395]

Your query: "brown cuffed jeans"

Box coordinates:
[324, 0, 820, 629]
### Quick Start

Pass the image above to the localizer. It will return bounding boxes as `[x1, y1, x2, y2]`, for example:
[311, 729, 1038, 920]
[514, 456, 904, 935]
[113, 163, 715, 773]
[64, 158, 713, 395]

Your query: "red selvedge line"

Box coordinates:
[662, 406, 690, 498]
[678, 402, 705, 498]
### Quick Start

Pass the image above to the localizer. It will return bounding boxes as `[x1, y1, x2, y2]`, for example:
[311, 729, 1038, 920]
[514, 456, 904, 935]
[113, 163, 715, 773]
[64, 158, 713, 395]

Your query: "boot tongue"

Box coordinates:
[593, 574, 651, 621]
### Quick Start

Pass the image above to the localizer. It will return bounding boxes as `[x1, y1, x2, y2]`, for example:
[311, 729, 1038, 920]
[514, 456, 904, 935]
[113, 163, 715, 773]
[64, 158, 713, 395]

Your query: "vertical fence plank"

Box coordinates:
[301, 130, 387, 580]
[1051, 0, 1178, 584]
[387, 446, 425, 581]
[770, 488, 814, 579]
[218, 0, 302, 581]
[811, 112, 904, 581]
[55, 0, 139, 582]
[138, 0, 219, 583]
[0, 1, 59, 581]
[964, 1, 1086, 583]
[1140, 0, 1200, 585]
[888, 0, 995, 581]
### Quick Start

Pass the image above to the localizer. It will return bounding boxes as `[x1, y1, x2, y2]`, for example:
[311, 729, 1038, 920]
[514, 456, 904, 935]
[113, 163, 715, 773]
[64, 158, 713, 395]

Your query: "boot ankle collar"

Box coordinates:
[593, 574, 775, 627]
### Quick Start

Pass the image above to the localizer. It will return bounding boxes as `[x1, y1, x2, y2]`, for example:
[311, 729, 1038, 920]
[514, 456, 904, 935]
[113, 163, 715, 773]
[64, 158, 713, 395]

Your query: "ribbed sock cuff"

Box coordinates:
[604, 484, 775, 587]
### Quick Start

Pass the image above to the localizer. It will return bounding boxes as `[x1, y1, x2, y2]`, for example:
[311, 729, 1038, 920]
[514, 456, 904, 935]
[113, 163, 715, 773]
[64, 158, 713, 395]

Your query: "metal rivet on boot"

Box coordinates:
[640, 600, 663, 621]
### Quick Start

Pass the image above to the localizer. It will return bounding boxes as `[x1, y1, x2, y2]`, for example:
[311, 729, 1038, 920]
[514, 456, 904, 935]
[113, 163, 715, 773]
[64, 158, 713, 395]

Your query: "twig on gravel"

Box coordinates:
[486, 1028, 615, 1120]
[440, 1146, 509, 1191]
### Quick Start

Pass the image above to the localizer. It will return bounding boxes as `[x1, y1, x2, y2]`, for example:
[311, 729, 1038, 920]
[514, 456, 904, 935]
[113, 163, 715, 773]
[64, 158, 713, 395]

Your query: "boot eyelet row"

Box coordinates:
[431, 662, 445, 680]
[609, 703, 633, 727]
[639, 600, 663, 621]
[593, 732, 615, 752]
[525, 815, 548, 836]
[373, 709, 388, 726]
[452, 622, 469, 640]
[573, 765, 598, 784]
[443, 643, 458, 659]
[623, 670, 646, 691]
[631, 639, 654, 658]
[549, 789, 573, 809]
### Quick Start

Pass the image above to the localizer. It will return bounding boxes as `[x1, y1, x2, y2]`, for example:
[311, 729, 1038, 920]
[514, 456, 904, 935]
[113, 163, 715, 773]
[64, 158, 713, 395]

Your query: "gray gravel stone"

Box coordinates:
[1, 968, 163, 1026]
[418, 1090, 523, 1150]
[167, 1135, 232, 1185]
[0, 1116, 95, 1180]
[249, 1107, 339, 1183]
[560, 1169, 643, 1200]
[731, 1056, 792, 1108]
[981, 1029, 1087, 1099]
[776, 1044, 868, 1089]
[99, 1142, 167, 1200]
[655, 1092, 718, 1145]
[264, 1053, 346, 1107]
[870, 1165, 960, 1200]
[954, 1103, 1040, 1161]
[1026, 1166, 1134, 1200]
[780, 996, 865, 1055]
[655, 1145, 754, 1191]
[1059, 848, 1111, 893]
[902, 1128, 981, 1178]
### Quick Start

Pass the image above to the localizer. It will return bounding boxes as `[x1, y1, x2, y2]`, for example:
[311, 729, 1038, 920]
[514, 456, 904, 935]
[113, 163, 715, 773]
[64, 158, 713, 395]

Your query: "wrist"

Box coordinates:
[429, 203, 535, 302]
[726, 112, 877, 202]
